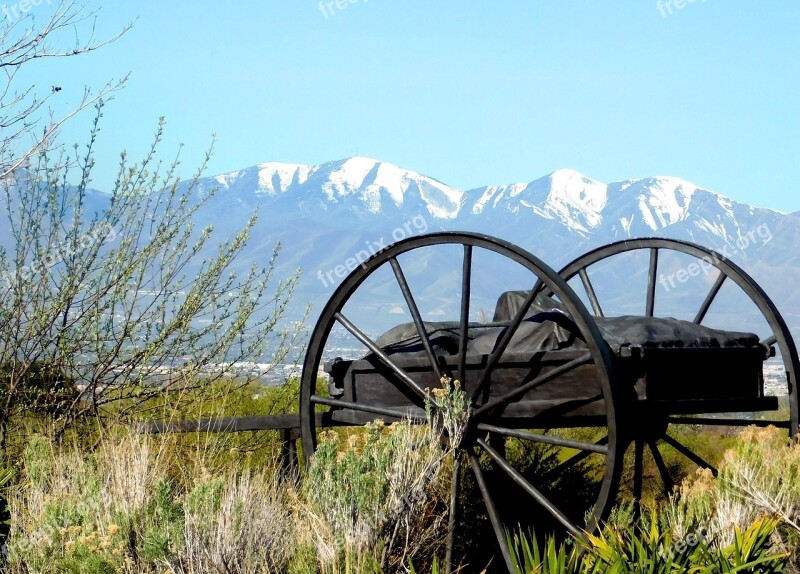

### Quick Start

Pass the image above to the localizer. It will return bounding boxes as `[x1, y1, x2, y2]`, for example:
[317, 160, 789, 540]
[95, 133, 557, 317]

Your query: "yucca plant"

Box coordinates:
[583, 511, 690, 573]
[582, 513, 787, 573]
[695, 516, 788, 573]
[408, 555, 442, 574]
[507, 529, 584, 574]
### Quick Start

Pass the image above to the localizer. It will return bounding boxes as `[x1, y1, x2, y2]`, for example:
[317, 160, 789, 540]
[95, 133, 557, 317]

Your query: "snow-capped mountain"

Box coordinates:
[159, 157, 799, 338]
[5, 157, 799, 341]
[196, 157, 463, 223]
[463, 168, 782, 247]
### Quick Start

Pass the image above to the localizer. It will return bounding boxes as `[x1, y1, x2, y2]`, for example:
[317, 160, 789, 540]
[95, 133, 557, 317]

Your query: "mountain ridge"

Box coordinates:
[170, 156, 800, 335]
[198, 157, 786, 238]
[6, 156, 798, 344]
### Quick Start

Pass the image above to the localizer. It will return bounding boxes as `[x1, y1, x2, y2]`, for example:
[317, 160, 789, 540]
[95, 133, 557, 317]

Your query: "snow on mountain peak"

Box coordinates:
[610, 176, 702, 231]
[210, 157, 464, 220]
[315, 156, 463, 217]
[255, 162, 312, 195]
[211, 162, 313, 196]
[206, 159, 768, 241]
[545, 169, 609, 212]
[467, 170, 608, 233]
[319, 156, 381, 201]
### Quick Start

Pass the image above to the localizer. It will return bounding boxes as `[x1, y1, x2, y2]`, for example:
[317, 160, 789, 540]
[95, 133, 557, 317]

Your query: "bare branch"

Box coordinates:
[0, 0, 132, 179]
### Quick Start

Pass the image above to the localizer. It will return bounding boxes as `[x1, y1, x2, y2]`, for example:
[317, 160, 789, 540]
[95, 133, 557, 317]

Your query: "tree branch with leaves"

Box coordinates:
[0, 107, 306, 456]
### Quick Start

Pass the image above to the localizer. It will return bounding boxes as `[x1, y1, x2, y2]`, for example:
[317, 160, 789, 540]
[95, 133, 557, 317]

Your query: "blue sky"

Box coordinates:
[15, 1, 800, 211]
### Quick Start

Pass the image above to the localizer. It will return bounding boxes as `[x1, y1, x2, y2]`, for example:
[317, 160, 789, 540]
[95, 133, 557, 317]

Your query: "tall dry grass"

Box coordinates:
[6, 429, 294, 573]
[5, 412, 453, 573]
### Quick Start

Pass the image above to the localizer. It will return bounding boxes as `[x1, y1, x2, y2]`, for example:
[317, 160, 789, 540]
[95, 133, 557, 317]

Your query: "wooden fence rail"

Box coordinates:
[144, 413, 331, 476]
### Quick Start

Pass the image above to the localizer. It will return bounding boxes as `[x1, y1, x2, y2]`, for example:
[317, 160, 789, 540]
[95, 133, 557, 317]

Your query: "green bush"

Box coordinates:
[0, 361, 78, 417]
[297, 419, 449, 573]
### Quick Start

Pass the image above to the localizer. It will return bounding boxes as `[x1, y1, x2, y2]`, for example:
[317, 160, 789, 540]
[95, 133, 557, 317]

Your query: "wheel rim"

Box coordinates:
[300, 232, 623, 572]
[558, 237, 800, 503]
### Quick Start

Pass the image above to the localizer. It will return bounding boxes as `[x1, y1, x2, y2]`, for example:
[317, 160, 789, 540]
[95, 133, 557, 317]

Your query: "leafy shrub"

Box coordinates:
[0, 361, 78, 417]
[297, 418, 450, 573]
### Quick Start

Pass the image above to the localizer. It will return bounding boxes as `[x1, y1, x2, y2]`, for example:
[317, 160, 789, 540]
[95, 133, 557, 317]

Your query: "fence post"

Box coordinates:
[279, 428, 299, 478]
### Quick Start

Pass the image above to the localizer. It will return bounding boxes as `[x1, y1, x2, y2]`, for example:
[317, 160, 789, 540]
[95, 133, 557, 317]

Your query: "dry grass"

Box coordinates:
[179, 469, 293, 573]
[4, 409, 455, 573]
[6, 430, 295, 573]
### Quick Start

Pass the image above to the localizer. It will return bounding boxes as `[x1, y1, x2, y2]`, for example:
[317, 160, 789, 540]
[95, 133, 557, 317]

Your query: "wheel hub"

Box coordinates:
[626, 405, 669, 443]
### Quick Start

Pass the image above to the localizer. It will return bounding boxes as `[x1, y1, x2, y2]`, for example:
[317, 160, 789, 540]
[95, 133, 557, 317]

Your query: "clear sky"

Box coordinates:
[15, 1, 800, 212]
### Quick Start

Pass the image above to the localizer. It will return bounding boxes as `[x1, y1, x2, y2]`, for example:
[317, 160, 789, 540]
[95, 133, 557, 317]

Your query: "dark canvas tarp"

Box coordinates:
[373, 291, 760, 358]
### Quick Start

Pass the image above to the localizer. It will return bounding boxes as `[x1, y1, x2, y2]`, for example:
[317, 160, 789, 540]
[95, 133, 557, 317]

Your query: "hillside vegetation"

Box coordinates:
[3, 383, 800, 573]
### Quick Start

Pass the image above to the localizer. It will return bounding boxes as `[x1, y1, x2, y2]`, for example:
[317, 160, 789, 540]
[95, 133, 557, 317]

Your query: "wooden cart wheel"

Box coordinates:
[300, 232, 623, 573]
[558, 238, 800, 502]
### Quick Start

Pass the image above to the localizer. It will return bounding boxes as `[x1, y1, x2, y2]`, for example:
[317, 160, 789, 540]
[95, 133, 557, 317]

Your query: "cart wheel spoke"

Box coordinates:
[468, 450, 515, 573]
[470, 287, 546, 402]
[693, 272, 727, 324]
[334, 311, 427, 400]
[646, 248, 659, 317]
[458, 245, 472, 386]
[477, 423, 608, 454]
[477, 437, 584, 539]
[540, 435, 609, 481]
[633, 440, 644, 514]
[647, 440, 674, 495]
[473, 353, 593, 417]
[389, 257, 444, 381]
[445, 452, 462, 574]
[661, 434, 718, 476]
[579, 267, 604, 317]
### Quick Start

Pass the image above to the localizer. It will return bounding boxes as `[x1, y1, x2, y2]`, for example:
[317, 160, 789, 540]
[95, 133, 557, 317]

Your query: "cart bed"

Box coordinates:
[324, 292, 770, 424]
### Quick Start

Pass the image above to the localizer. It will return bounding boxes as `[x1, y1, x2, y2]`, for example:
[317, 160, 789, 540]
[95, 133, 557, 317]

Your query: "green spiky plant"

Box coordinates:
[507, 529, 585, 574]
